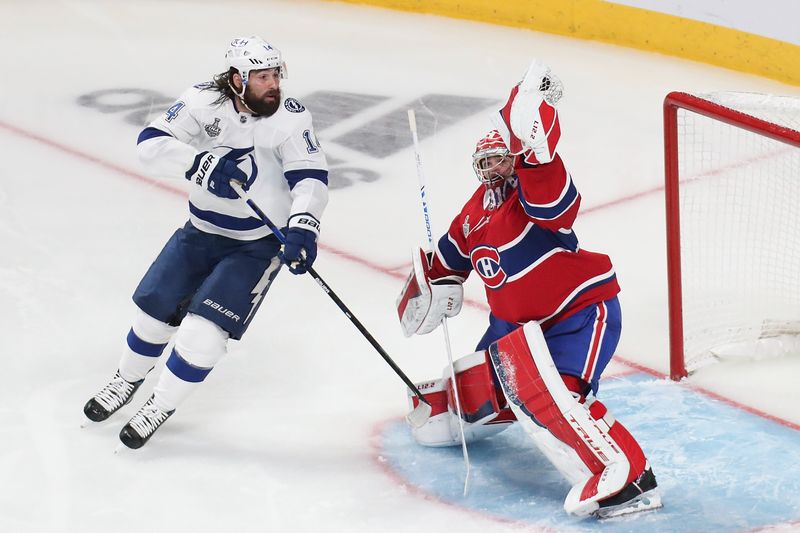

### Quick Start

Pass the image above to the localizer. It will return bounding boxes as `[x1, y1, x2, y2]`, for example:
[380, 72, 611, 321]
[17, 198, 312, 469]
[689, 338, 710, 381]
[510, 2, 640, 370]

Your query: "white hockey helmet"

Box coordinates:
[225, 36, 286, 89]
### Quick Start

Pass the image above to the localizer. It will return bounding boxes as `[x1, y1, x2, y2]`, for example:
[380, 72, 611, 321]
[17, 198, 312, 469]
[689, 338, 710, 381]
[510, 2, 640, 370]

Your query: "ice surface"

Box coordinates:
[1, 1, 800, 532]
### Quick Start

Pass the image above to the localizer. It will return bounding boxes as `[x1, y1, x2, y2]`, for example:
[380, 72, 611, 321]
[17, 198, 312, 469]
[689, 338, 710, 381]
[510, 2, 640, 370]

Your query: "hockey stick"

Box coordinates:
[407, 109, 471, 496]
[229, 181, 432, 428]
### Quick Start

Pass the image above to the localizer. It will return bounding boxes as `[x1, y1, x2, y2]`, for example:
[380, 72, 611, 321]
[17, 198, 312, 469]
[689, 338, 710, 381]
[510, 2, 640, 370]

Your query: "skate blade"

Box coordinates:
[113, 442, 133, 455]
[595, 489, 662, 519]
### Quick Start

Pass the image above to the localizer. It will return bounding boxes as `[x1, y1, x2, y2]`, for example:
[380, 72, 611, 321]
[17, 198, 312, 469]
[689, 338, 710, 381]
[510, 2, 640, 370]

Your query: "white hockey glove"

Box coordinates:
[396, 248, 463, 337]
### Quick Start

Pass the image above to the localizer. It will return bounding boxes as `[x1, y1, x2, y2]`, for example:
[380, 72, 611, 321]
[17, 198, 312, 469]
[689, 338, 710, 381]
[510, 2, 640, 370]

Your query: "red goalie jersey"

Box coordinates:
[427, 153, 620, 330]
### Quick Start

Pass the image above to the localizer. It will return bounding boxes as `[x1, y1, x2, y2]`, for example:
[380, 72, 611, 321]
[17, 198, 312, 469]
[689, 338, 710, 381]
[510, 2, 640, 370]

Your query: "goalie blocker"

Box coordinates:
[396, 248, 464, 336]
[407, 322, 661, 519]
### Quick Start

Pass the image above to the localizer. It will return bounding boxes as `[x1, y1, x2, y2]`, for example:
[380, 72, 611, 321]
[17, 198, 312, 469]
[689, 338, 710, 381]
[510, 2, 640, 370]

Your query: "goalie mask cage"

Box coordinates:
[664, 91, 800, 381]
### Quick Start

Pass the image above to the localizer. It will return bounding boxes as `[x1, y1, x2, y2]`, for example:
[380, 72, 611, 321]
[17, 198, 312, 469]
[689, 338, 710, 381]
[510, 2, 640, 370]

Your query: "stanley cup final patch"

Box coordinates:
[204, 118, 222, 137]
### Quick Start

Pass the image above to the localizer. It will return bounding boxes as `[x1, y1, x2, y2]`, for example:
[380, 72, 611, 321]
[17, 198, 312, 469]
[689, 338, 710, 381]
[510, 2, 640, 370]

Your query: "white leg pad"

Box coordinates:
[118, 308, 177, 382]
[173, 313, 229, 368]
[152, 367, 199, 412]
[132, 307, 177, 344]
[151, 314, 229, 412]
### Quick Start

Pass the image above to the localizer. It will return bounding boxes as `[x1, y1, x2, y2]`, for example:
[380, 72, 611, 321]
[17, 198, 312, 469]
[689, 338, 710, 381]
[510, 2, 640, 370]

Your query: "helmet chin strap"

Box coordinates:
[229, 73, 256, 114]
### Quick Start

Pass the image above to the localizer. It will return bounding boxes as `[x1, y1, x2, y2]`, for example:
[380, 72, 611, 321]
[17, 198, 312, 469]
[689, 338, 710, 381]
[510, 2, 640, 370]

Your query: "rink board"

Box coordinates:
[377, 374, 800, 532]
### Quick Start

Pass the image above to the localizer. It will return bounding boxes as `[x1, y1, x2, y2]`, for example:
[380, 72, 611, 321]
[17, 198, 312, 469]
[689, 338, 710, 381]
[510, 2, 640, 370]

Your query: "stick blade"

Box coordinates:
[405, 400, 432, 428]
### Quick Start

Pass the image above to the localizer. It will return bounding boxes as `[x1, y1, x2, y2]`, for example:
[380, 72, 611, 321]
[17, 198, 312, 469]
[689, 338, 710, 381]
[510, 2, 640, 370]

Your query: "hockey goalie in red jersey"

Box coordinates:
[396, 60, 661, 519]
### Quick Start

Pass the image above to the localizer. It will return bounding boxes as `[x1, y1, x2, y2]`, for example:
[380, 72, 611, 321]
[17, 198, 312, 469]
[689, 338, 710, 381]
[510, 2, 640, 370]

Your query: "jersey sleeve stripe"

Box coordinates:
[284, 169, 329, 189]
[518, 175, 579, 221]
[436, 233, 472, 272]
[189, 202, 264, 231]
[137, 127, 173, 145]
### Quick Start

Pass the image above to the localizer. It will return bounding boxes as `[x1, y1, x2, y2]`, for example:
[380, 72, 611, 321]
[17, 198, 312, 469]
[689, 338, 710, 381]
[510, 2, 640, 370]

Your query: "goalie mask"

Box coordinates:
[225, 36, 286, 96]
[491, 59, 564, 165]
[472, 130, 516, 185]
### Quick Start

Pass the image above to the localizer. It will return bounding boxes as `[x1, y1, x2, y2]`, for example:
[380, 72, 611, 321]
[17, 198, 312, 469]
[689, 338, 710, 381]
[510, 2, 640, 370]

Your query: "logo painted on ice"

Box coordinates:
[471, 245, 506, 289]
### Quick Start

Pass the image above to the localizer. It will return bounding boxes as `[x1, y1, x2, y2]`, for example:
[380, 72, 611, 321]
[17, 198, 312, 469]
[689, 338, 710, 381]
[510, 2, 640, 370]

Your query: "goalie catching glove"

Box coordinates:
[396, 248, 463, 337]
[491, 59, 563, 166]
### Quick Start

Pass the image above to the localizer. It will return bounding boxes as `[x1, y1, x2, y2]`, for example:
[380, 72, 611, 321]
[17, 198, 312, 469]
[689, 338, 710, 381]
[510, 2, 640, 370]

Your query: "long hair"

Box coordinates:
[204, 68, 239, 106]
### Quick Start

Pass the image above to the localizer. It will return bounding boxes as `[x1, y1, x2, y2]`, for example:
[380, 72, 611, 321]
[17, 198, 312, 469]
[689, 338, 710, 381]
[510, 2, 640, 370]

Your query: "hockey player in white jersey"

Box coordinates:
[83, 36, 328, 449]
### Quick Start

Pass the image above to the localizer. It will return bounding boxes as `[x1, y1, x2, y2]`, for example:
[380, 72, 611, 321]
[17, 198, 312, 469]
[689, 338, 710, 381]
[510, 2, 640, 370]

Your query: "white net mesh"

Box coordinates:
[677, 92, 800, 372]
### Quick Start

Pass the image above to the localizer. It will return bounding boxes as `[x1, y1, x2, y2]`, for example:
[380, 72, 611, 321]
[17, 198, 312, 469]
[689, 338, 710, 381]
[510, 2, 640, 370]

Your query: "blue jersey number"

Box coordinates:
[165, 101, 185, 122]
[303, 130, 320, 154]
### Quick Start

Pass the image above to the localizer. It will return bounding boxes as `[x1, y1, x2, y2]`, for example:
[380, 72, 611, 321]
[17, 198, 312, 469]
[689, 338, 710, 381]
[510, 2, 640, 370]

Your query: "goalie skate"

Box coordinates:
[83, 371, 144, 422]
[594, 467, 662, 519]
[119, 395, 174, 449]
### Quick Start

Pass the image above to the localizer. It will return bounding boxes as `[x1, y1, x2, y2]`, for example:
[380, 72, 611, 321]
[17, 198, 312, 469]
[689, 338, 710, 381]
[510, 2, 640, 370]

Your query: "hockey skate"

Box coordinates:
[594, 467, 662, 519]
[83, 371, 144, 422]
[119, 395, 174, 449]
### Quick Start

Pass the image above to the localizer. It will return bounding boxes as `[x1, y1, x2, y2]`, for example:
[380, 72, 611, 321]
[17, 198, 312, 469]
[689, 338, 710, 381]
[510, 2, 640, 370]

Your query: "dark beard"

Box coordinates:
[243, 88, 281, 117]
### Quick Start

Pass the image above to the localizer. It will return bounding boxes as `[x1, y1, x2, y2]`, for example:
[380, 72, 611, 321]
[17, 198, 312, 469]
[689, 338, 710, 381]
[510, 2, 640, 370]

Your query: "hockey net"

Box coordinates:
[664, 91, 800, 380]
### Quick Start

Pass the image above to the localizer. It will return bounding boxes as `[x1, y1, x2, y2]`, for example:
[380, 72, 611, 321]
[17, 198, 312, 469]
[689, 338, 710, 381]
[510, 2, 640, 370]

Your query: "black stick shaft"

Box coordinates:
[237, 190, 429, 405]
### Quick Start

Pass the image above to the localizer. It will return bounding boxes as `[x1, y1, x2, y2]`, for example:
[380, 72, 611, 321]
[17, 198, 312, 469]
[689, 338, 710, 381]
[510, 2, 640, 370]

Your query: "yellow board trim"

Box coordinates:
[330, 0, 800, 86]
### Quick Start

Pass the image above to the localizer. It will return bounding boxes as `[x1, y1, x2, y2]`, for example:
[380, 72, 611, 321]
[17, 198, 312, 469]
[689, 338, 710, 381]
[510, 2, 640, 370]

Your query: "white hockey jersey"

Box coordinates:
[137, 83, 328, 240]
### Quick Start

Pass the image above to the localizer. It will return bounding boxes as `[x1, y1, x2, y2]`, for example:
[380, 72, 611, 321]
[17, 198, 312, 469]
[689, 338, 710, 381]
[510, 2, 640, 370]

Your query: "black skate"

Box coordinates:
[595, 467, 662, 519]
[83, 371, 144, 422]
[119, 395, 174, 449]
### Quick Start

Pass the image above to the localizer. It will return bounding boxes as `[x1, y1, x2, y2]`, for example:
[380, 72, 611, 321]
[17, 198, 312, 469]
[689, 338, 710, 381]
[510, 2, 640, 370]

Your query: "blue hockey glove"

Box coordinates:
[186, 152, 247, 200]
[279, 214, 321, 275]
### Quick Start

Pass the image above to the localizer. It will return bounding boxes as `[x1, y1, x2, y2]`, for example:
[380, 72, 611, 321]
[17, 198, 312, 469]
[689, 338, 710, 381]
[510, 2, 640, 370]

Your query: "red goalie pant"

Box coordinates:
[488, 321, 649, 516]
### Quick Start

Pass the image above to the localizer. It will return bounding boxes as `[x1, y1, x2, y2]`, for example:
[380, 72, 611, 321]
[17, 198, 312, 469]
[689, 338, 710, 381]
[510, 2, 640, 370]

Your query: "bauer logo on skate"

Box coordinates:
[471, 246, 507, 289]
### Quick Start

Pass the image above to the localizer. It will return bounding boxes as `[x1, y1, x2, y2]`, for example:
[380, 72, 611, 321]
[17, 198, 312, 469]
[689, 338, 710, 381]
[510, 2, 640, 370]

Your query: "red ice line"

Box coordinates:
[2, 119, 798, 433]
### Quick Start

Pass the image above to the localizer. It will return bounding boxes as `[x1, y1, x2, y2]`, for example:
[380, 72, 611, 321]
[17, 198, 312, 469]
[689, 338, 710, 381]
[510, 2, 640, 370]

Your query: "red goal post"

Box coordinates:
[664, 91, 800, 381]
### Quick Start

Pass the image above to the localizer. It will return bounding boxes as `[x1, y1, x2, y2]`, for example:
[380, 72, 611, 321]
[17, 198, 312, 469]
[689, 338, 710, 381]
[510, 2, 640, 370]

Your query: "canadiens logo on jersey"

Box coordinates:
[204, 118, 222, 137]
[471, 245, 507, 289]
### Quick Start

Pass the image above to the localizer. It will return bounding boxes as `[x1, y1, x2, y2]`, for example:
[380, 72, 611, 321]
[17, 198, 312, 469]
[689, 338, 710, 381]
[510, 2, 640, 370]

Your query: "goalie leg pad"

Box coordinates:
[408, 351, 515, 447]
[488, 321, 652, 516]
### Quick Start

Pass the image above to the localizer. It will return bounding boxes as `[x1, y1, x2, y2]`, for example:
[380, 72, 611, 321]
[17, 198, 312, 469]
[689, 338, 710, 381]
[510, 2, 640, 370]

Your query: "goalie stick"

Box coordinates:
[408, 108, 471, 495]
[229, 181, 432, 428]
